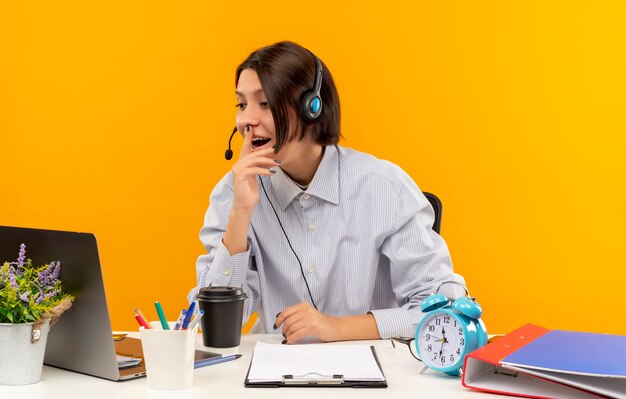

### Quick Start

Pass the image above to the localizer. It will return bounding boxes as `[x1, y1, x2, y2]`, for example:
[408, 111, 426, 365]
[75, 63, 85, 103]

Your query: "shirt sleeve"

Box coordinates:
[371, 172, 466, 339]
[186, 174, 261, 323]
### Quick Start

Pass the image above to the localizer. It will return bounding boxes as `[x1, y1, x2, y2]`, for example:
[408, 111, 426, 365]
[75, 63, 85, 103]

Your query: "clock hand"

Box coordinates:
[441, 327, 448, 343]
[438, 334, 445, 358]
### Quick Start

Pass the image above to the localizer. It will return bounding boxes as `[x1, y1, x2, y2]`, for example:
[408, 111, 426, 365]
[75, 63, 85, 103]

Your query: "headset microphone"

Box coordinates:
[224, 127, 237, 160]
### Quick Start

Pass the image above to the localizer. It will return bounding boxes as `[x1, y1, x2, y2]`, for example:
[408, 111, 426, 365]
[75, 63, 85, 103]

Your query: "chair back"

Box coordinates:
[422, 192, 442, 234]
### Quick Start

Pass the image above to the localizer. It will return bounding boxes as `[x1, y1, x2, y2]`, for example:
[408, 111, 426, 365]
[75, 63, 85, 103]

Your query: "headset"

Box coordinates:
[300, 51, 324, 122]
[224, 51, 323, 160]
[223, 50, 324, 310]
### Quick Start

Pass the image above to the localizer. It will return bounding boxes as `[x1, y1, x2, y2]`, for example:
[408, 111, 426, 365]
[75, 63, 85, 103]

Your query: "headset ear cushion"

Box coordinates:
[300, 91, 322, 121]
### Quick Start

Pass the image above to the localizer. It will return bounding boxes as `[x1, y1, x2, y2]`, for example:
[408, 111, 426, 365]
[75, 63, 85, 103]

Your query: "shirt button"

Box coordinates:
[223, 269, 232, 276]
[307, 266, 314, 273]
[308, 224, 315, 231]
[303, 194, 310, 200]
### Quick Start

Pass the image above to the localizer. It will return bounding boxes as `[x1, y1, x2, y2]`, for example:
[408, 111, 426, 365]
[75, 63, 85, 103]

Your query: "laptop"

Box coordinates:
[0, 225, 218, 381]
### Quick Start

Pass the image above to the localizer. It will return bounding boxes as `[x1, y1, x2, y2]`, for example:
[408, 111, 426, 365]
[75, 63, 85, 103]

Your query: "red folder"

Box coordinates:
[461, 324, 609, 399]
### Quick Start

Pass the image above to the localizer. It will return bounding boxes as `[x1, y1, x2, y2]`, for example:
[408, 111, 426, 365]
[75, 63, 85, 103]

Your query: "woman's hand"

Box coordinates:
[223, 126, 279, 255]
[274, 303, 382, 343]
[274, 303, 342, 343]
[230, 126, 279, 212]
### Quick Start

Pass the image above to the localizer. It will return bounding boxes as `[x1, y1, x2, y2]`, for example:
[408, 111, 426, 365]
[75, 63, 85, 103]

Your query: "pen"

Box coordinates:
[134, 313, 151, 329]
[134, 307, 152, 329]
[187, 310, 204, 330]
[194, 354, 241, 369]
[173, 309, 187, 330]
[181, 301, 196, 330]
[154, 301, 169, 330]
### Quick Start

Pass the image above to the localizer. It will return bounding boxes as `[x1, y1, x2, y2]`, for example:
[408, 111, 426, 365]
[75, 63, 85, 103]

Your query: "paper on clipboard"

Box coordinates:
[246, 342, 385, 383]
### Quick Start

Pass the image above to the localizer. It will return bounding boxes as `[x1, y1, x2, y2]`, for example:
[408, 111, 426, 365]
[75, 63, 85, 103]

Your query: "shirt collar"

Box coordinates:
[271, 145, 340, 211]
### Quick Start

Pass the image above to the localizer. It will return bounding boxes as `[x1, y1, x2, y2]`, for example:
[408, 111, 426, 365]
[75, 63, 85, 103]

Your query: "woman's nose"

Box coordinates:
[240, 104, 261, 127]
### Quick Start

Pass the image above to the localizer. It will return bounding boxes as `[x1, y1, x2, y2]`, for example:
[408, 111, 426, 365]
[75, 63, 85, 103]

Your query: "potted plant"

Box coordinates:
[0, 244, 73, 385]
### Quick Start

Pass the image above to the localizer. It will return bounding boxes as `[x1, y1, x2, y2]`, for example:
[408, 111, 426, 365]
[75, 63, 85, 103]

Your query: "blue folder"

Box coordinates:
[500, 329, 626, 398]
[503, 330, 626, 377]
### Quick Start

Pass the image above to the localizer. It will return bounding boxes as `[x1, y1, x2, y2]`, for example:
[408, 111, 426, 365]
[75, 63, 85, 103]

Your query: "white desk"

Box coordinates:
[0, 334, 493, 399]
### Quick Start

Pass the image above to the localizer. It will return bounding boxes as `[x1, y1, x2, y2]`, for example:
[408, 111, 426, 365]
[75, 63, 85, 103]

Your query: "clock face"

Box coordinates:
[417, 312, 467, 370]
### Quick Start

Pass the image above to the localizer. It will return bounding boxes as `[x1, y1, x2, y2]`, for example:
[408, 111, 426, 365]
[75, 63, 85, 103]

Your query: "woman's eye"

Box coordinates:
[236, 103, 246, 110]
[260, 101, 269, 108]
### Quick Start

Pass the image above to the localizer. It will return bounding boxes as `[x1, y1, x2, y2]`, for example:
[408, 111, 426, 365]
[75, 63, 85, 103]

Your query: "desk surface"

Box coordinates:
[0, 334, 493, 399]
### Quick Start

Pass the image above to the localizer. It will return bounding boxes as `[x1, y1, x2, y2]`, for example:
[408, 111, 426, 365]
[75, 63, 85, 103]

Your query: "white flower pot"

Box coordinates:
[0, 319, 51, 385]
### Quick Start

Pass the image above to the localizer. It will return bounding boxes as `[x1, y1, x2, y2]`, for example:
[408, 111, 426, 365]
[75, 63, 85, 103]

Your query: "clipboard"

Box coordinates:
[244, 344, 387, 388]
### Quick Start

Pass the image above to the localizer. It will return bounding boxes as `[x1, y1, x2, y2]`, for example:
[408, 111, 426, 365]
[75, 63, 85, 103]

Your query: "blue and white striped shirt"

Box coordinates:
[188, 145, 465, 338]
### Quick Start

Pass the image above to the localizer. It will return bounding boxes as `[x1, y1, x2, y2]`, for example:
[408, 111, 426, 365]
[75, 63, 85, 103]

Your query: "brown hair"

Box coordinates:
[235, 41, 341, 149]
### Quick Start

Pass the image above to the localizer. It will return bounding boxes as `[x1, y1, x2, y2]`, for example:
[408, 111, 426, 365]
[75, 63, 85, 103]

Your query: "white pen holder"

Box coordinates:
[139, 321, 199, 390]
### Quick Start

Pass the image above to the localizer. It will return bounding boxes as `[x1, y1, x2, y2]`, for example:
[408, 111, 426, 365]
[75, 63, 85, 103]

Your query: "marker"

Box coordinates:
[134, 307, 152, 329]
[154, 301, 169, 330]
[194, 354, 241, 369]
[181, 301, 196, 330]
[187, 310, 204, 330]
[134, 314, 150, 329]
[173, 309, 187, 330]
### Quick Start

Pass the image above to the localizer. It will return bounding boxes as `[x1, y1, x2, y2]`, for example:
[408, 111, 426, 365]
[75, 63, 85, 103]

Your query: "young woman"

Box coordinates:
[189, 41, 465, 343]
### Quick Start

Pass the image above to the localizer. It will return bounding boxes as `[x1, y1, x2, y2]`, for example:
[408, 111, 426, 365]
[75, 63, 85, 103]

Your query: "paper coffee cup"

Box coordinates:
[196, 287, 246, 348]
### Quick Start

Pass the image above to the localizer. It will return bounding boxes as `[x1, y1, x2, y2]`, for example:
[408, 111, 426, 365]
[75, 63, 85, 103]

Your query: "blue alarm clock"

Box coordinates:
[414, 281, 487, 376]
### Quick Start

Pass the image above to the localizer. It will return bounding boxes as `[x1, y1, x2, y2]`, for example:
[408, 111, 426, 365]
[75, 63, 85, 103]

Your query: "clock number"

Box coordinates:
[456, 348, 461, 355]
[450, 355, 455, 363]
[460, 338, 465, 345]
[427, 344, 432, 352]
[443, 315, 450, 323]
[435, 318, 441, 326]
[425, 334, 430, 341]
[440, 356, 446, 364]
[459, 327, 463, 335]
[429, 325, 435, 332]
[454, 320, 457, 327]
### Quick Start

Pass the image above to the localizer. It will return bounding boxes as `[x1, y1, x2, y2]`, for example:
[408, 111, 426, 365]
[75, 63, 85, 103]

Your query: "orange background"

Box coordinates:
[1, 1, 625, 335]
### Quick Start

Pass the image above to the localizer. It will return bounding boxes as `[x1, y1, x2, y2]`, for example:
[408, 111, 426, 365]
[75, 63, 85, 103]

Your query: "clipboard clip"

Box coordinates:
[282, 372, 344, 385]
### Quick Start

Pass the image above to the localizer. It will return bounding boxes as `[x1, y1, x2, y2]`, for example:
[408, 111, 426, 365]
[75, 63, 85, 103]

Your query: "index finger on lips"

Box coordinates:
[239, 125, 252, 160]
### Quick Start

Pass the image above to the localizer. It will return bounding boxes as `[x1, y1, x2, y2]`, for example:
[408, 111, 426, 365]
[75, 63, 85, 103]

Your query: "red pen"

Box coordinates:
[134, 307, 151, 328]
[134, 313, 151, 329]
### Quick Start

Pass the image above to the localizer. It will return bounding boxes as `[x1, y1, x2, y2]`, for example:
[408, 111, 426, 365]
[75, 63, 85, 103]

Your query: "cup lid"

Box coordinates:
[196, 286, 247, 302]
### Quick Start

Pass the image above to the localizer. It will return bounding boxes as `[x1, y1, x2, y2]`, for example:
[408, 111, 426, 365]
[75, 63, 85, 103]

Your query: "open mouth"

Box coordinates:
[252, 137, 272, 149]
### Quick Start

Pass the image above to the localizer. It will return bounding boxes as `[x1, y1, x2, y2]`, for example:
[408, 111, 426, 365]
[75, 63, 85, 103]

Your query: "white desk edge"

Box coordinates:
[0, 333, 493, 399]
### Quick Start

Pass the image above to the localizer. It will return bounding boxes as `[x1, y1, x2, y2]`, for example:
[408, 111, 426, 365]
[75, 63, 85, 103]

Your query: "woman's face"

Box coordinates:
[235, 68, 277, 153]
[235, 68, 322, 176]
